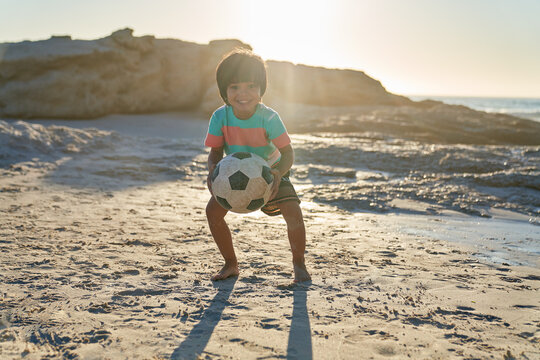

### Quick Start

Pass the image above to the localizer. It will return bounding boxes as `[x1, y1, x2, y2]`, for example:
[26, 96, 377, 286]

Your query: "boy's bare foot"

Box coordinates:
[211, 262, 239, 281]
[293, 262, 311, 283]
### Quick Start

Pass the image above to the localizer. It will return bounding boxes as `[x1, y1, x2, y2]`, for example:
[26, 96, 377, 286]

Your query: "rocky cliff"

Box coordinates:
[0, 28, 409, 119]
[2, 29, 540, 145]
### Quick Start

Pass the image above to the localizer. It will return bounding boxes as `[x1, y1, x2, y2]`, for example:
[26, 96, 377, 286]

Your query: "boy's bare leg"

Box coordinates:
[206, 197, 239, 281]
[279, 201, 311, 282]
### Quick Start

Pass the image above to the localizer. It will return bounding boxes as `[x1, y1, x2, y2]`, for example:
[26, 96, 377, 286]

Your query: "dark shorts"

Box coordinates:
[261, 171, 301, 216]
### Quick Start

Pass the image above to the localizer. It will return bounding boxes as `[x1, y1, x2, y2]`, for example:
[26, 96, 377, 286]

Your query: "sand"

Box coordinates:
[1, 117, 539, 359]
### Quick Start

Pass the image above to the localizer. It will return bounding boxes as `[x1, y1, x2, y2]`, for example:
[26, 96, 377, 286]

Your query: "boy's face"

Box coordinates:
[226, 81, 261, 119]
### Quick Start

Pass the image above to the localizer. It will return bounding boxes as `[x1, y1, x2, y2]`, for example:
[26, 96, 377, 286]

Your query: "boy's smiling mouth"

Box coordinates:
[233, 99, 255, 107]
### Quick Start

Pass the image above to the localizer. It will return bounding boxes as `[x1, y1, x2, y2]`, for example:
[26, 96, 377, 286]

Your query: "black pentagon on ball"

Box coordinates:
[211, 164, 220, 182]
[229, 171, 250, 190]
[247, 198, 265, 211]
[261, 166, 273, 185]
[216, 196, 232, 210]
[232, 152, 252, 160]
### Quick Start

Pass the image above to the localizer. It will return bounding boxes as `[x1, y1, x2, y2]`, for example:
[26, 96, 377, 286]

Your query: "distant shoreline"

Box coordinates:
[409, 95, 540, 122]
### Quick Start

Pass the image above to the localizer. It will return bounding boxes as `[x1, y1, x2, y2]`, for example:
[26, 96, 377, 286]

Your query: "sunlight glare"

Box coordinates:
[239, 0, 336, 67]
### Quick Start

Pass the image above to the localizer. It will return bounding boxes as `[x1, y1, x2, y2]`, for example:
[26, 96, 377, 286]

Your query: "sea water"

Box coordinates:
[410, 95, 540, 122]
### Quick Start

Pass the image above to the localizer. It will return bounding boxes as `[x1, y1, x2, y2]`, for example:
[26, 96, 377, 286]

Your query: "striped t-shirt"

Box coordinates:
[204, 103, 291, 166]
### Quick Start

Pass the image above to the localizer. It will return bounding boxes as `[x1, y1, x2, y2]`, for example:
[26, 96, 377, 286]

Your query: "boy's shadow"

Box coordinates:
[287, 283, 313, 359]
[170, 277, 237, 360]
[170, 279, 313, 360]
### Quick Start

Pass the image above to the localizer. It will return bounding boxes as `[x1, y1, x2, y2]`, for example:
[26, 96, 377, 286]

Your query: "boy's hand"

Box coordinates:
[270, 169, 281, 200]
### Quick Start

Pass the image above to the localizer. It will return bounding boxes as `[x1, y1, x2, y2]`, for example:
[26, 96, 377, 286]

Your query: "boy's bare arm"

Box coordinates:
[208, 147, 224, 172]
[207, 147, 224, 193]
[269, 144, 294, 199]
[275, 144, 294, 176]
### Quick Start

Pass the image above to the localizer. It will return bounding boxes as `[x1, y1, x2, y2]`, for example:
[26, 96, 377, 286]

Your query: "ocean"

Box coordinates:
[409, 95, 540, 122]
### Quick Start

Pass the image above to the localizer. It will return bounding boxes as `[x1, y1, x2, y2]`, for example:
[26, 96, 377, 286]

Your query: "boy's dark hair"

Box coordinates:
[216, 49, 267, 105]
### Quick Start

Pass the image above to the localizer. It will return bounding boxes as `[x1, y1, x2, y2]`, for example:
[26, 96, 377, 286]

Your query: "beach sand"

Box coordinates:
[1, 117, 539, 359]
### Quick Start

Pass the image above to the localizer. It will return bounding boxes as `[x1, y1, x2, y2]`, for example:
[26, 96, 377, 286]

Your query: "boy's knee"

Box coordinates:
[205, 201, 216, 219]
[286, 218, 304, 231]
[206, 198, 226, 222]
[280, 202, 304, 229]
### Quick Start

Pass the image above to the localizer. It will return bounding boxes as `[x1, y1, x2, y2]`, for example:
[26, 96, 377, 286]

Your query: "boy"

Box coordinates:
[204, 49, 311, 283]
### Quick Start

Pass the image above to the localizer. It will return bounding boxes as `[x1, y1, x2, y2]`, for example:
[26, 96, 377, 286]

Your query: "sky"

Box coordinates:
[1, 0, 539, 98]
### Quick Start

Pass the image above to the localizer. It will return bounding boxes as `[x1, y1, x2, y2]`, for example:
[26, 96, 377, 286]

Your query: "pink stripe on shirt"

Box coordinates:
[204, 133, 224, 147]
[222, 126, 269, 147]
[271, 132, 291, 149]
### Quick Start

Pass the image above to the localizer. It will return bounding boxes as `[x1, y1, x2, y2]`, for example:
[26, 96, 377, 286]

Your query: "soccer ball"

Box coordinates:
[211, 152, 274, 213]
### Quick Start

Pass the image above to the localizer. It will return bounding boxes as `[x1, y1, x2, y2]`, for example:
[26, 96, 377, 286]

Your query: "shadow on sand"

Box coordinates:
[287, 284, 313, 359]
[170, 280, 312, 359]
[170, 277, 237, 360]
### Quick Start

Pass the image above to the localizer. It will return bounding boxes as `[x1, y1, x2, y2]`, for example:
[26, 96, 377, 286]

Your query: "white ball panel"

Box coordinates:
[228, 190, 251, 210]
[211, 176, 231, 198]
[237, 161, 262, 179]
[239, 155, 267, 175]
[244, 177, 270, 202]
[219, 157, 243, 177]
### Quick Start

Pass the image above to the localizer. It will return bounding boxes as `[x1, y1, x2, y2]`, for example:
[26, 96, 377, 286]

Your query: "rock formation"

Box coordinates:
[287, 102, 540, 145]
[0, 28, 408, 119]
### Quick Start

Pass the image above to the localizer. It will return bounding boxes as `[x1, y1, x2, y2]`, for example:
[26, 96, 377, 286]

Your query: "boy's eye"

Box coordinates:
[229, 85, 238, 90]
[249, 84, 257, 89]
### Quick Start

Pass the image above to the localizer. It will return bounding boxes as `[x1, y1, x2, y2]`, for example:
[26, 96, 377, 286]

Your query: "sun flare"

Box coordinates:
[238, 0, 336, 67]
